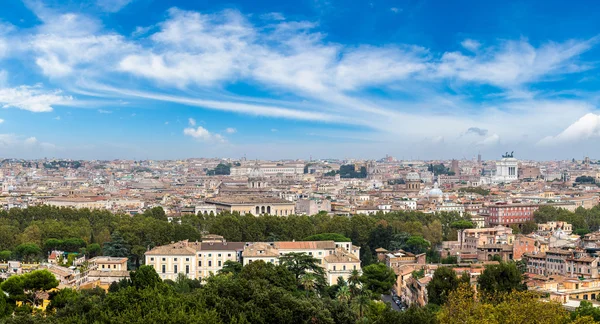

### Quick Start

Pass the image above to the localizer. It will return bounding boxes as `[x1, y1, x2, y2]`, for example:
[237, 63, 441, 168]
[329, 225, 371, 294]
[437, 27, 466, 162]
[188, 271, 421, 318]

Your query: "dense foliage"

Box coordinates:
[0, 206, 465, 269]
[0, 261, 423, 323]
[206, 163, 231, 176]
[534, 205, 600, 234]
[339, 165, 367, 178]
[457, 187, 490, 196]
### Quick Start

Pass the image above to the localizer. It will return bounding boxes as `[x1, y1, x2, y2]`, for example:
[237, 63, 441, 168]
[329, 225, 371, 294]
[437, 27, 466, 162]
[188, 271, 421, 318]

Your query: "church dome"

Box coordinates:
[406, 172, 421, 182]
[428, 182, 443, 198]
[248, 165, 265, 178]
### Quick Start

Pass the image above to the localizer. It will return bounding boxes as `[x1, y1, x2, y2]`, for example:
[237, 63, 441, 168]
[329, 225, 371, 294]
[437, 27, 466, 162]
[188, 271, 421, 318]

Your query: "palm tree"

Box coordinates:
[348, 269, 361, 297]
[300, 274, 316, 297]
[336, 285, 351, 303]
[352, 289, 371, 320]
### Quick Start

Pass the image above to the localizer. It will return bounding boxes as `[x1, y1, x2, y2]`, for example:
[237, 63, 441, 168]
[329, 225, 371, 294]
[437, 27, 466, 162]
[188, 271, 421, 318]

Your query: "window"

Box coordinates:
[218, 254, 221, 257]
[162, 258, 166, 261]
[186, 258, 189, 262]
[102, 265, 105, 269]
[113, 265, 116, 269]
[228, 253, 231, 257]
[150, 257, 154, 261]
[162, 265, 166, 273]
[186, 265, 190, 274]
[199, 261, 202, 267]
[174, 258, 178, 261]
[208, 261, 212, 267]
[333, 266, 336, 271]
[343, 265, 346, 270]
[208, 254, 212, 257]
[174, 265, 178, 273]
[318, 252, 322, 256]
[218, 261, 222, 267]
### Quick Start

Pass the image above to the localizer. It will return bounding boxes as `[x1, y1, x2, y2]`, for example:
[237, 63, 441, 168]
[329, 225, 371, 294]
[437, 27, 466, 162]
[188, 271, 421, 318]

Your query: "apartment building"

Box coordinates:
[524, 249, 599, 279]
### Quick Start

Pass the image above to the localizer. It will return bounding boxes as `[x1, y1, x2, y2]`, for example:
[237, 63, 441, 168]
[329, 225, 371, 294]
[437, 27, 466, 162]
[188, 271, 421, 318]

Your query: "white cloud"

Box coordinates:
[390, 7, 401, 13]
[460, 39, 480, 52]
[53, 116, 60, 120]
[0, 86, 72, 112]
[435, 38, 596, 88]
[164, 121, 169, 125]
[539, 113, 600, 145]
[188, 118, 196, 126]
[0, 119, 4, 124]
[225, 127, 236, 133]
[477, 134, 500, 146]
[183, 126, 225, 143]
[260, 12, 285, 21]
[271, 128, 278, 132]
[96, 0, 133, 13]
[24, 137, 38, 146]
[98, 109, 112, 114]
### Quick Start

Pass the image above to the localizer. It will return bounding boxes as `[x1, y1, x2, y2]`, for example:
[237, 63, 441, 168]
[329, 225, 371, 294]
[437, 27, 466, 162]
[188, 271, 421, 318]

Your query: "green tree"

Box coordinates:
[86, 243, 101, 258]
[102, 231, 130, 258]
[0, 250, 11, 261]
[219, 260, 243, 275]
[478, 261, 525, 298]
[360, 263, 396, 294]
[404, 236, 431, 254]
[130, 265, 162, 289]
[279, 252, 327, 290]
[14, 243, 42, 262]
[426, 266, 459, 305]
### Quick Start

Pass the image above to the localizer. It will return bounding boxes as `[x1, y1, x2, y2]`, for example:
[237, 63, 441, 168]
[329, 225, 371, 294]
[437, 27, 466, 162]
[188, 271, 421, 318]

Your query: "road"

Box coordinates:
[381, 294, 403, 312]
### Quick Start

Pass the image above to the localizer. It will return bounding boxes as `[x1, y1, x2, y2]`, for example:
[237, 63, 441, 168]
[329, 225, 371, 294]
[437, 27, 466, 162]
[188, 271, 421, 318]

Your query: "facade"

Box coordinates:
[485, 203, 539, 226]
[146, 237, 361, 285]
[206, 196, 296, 216]
[493, 155, 519, 183]
[145, 236, 245, 281]
[230, 163, 304, 176]
[525, 250, 599, 279]
[295, 199, 331, 215]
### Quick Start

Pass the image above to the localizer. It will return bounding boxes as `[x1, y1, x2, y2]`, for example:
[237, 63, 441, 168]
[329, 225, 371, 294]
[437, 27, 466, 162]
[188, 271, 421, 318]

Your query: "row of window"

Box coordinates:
[150, 253, 234, 262]
[161, 264, 190, 274]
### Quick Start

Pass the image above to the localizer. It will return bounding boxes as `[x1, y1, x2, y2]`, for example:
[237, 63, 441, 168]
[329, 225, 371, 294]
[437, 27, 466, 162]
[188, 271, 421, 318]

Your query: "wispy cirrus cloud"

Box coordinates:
[0, 3, 599, 158]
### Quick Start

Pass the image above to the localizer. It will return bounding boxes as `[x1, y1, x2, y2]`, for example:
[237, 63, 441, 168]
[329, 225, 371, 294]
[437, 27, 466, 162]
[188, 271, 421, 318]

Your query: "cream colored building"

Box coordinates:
[206, 196, 296, 216]
[145, 236, 245, 280]
[147, 236, 362, 285]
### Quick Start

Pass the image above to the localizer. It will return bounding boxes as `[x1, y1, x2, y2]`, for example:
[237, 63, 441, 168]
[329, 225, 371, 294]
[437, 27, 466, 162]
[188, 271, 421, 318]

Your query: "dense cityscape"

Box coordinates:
[2, 0, 600, 322]
[0, 154, 600, 322]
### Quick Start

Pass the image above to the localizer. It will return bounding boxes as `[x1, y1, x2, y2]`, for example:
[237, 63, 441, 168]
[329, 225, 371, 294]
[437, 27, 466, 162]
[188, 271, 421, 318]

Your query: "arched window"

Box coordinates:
[256, 206, 260, 215]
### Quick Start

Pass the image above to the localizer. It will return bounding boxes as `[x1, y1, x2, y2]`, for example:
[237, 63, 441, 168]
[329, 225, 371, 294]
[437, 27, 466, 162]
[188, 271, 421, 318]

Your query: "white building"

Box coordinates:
[493, 154, 519, 183]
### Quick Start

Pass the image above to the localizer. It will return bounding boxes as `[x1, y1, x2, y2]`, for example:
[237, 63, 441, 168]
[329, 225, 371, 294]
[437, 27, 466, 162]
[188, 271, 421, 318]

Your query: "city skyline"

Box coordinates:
[1, 0, 600, 160]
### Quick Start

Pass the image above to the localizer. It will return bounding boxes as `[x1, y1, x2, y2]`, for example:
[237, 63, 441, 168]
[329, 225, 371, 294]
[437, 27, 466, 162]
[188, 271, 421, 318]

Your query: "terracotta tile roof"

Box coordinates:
[145, 241, 196, 256]
[242, 243, 279, 257]
[324, 249, 360, 263]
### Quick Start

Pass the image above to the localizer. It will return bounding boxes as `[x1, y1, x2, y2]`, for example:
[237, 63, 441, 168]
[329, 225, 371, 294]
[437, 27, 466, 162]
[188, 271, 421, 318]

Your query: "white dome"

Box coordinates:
[406, 172, 421, 181]
[428, 182, 443, 198]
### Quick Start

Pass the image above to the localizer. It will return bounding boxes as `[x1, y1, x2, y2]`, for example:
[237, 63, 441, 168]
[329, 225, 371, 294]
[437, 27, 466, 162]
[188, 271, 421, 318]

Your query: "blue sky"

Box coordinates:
[1, 0, 600, 160]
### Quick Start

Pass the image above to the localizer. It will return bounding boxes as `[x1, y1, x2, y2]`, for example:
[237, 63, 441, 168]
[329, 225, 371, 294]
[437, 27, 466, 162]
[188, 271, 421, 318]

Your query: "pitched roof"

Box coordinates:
[145, 241, 196, 256]
[242, 243, 279, 258]
[324, 249, 360, 263]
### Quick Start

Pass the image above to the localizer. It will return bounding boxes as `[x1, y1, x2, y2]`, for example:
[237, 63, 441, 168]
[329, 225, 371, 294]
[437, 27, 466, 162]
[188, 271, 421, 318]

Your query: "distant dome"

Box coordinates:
[428, 182, 443, 198]
[248, 164, 265, 178]
[406, 172, 421, 182]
